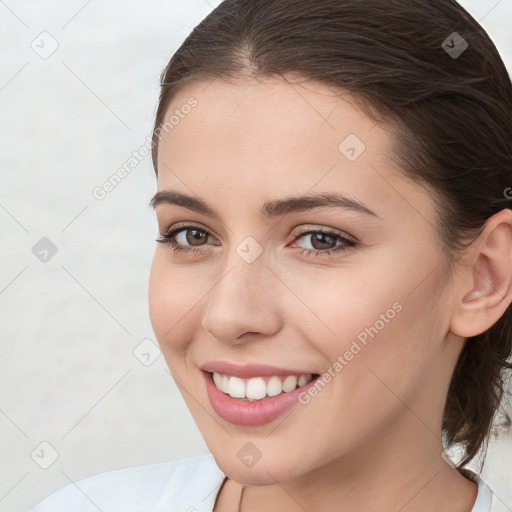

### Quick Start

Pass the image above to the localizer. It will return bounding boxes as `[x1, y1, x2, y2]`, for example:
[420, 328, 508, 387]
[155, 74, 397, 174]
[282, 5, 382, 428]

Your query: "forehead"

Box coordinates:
[161, 77, 380, 173]
[156, 77, 435, 226]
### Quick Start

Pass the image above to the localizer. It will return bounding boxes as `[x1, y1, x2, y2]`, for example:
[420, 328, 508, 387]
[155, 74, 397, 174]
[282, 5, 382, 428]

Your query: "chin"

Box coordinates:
[212, 451, 305, 486]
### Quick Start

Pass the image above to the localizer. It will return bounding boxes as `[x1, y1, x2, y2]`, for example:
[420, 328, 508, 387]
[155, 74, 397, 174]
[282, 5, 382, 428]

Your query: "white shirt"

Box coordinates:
[29, 453, 508, 512]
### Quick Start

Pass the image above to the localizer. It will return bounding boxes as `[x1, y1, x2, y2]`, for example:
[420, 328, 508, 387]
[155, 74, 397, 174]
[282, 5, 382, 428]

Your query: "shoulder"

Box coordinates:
[461, 468, 511, 512]
[29, 453, 225, 512]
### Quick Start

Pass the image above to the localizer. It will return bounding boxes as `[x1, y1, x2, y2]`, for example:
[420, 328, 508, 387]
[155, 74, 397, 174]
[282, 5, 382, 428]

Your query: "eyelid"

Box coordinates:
[291, 224, 357, 243]
[160, 221, 217, 238]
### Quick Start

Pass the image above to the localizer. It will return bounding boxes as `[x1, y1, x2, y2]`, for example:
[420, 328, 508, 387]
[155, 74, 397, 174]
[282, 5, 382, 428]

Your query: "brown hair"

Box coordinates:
[151, 0, 512, 471]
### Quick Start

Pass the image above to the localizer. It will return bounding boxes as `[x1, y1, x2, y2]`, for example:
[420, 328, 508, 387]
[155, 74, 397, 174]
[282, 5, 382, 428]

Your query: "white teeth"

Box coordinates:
[298, 375, 308, 387]
[228, 376, 245, 398]
[212, 372, 223, 390]
[282, 375, 298, 392]
[212, 372, 314, 400]
[221, 374, 230, 394]
[266, 376, 282, 397]
[245, 377, 267, 400]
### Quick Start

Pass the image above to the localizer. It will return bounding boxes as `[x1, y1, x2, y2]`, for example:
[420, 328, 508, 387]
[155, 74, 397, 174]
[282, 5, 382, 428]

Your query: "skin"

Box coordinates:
[148, 75, 512, 512]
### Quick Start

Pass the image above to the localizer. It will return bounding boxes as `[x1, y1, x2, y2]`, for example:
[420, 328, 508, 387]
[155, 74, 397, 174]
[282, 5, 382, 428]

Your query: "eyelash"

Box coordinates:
[155, 223, 357, 258]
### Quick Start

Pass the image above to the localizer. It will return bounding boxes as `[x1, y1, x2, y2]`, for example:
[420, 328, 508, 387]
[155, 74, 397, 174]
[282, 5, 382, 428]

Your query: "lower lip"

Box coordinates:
[202, 371, 320, 426]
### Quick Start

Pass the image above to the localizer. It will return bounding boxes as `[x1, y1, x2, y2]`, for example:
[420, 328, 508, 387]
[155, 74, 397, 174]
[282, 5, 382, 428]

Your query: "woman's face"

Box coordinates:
[148, 76, 462, 485]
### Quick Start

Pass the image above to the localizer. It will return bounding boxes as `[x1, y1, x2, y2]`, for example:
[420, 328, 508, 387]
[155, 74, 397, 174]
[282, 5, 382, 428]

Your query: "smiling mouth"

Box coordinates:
[208, 371, 320, 401]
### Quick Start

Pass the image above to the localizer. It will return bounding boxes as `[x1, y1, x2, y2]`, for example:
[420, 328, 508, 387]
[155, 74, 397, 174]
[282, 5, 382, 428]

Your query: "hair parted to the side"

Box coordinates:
[151, 0, 512, 471]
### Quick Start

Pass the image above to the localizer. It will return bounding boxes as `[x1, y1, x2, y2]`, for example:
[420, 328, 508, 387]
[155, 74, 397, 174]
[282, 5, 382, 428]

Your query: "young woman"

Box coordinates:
[31, 0, 512, 511]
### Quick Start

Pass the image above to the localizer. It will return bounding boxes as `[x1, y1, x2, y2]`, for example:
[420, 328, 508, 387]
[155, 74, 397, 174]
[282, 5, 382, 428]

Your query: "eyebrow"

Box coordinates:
[149, 190, 381, 220]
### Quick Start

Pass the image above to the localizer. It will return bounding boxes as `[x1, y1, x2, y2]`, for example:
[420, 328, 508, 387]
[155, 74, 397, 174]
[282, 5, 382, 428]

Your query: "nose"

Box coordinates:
[201, 253, 283, 344]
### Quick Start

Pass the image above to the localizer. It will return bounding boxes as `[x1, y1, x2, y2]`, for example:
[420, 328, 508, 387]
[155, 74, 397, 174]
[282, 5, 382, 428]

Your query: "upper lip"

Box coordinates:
[200, 360, 318, 379]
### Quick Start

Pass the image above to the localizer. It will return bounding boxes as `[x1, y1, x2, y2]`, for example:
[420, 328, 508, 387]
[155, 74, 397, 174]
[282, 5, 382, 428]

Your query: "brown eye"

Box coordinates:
[305, 232, 337, 251]
[291, 228, 357, 258]
[156, 224, 218, 255]
[181, 228, 208, 246]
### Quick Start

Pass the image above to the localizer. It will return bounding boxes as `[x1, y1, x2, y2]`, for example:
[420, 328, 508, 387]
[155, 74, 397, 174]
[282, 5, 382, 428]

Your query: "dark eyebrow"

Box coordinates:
[149, 190, 381, 220]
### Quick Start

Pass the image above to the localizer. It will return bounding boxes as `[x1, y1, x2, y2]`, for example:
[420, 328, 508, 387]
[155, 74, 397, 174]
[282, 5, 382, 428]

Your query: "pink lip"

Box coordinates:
[199, 360, 317, 379]
[202, 370, 320, 426]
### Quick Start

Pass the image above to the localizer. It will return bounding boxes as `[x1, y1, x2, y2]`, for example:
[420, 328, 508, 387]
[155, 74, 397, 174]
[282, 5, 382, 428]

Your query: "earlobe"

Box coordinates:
[449, 210, 512, 339]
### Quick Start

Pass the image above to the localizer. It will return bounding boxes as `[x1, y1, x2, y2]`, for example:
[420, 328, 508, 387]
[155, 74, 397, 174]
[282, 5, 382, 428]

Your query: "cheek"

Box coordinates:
[148, 252, 208, 355]
[281, 263, 400, 353]
[283, 257, 436, 391]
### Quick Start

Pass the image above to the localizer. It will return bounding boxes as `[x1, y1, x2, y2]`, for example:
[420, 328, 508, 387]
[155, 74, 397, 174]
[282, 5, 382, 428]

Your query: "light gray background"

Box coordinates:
[1, 1, 511, 511]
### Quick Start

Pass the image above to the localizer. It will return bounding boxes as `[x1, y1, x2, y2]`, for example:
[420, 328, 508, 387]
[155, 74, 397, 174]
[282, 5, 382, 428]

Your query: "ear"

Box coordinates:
[449, 209, 512, 338]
